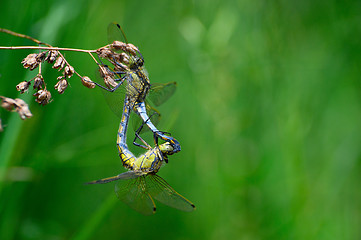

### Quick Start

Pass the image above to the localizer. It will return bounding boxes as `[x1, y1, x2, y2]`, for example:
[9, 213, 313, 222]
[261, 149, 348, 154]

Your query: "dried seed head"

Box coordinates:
[113, 61, 127, 71]
[60, 60, 66, 70]
[111, 41, 127, 51]
[16, 81, 31, 93]
[104, 76, 118, 89]
[96, 47, 114, 59]
[45, 50, 58, 63]
[53, 56, 65, 70]
[14, 98, 32, 120]
[126, 43, 138, 56]
[21, 53, 39, 70]
[0, 96, 32, 120]
[113, 52, 130, 65]
[36, 51, 47, 62]
[34, 89, 51, 106]
[81, 76, 95, 89]
[121, 52, 130, 63]
[111, 41, 138, 56]
[64, 65, 75, 78]
[98, 65, 114, 78]
[33, 75, 44, 90]
[1, 96, 17, 111]
[54, 79, 68, 94]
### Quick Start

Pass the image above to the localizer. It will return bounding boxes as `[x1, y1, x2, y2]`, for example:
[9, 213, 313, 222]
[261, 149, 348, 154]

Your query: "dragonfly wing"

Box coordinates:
[148, 82, 177, 107]
[115, 175, 156, 215]
[107, 23, 141, 59]
[108, 22, 128, 44]
[146, 174, 195, 212]
[101, 73, 131, 118]
[85, 171, 142, 184]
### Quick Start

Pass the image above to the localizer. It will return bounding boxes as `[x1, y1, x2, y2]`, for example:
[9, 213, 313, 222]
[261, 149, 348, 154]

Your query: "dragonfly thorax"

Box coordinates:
[129, 56, 144, 70]
[127, 147, 164, 173]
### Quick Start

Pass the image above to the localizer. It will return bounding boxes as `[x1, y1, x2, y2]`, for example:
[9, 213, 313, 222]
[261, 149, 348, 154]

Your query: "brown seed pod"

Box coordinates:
[126, 43, 138, 56]
[81, 76, 95, 89]
[16, 81, 31, 93]
[0, 96, 16, 111]
[53, 56, 64, 69]
[113, 61, 127, 71]
[33, 75, 44, 90]
[98, 65, 114, 78]
[104, 75, 118, 89]
[36, 51, 47, 62]
[45, 50, 58, 63]
[113, 52, 130, 65]
[96, 47, 114, 59]
[111, 41, 127, 51]
[54, 79, 68, 94]
[21, 53, 39, 70]
[34, 89, 52, 106]
[64, 65, 75, 78]
[0, 96, 32, 120]
[14, 98, 32, 120]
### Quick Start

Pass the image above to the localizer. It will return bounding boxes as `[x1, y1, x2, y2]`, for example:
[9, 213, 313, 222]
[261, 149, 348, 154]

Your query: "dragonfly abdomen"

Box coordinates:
[117, 96, 137, 169]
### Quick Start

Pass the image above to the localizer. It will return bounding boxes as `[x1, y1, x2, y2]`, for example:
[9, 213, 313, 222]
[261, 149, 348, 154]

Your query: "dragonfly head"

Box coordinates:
[159, 142, 174, 156]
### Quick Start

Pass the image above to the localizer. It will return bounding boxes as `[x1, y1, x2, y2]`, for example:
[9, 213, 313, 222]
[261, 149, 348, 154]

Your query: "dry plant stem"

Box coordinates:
[1, 28, 117, 99]
[0, 28, 50, 47]
[0, 28, 99, 53]
[88, 52, 101, 65]
[56, 51, 81, 78]
[38, 58, 42, 76]
[0, 46, 97, 53]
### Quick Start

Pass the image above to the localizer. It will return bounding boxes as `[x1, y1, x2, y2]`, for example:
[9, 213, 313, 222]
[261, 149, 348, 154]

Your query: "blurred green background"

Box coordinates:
[1, 0, 361, 239]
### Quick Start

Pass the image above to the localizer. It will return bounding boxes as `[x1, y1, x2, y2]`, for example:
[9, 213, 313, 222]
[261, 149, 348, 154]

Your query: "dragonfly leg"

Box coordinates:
[133, 111, 160, 149]
[133, 122, 151, 150]
[112, 56, 128, 70]
[114, 71, 126, 75]
[93, 75, 126, 92]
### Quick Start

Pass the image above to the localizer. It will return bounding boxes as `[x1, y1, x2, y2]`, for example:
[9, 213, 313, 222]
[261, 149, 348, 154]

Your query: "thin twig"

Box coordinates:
[0, 46, 97, 53]
[0, 28, 49, 46]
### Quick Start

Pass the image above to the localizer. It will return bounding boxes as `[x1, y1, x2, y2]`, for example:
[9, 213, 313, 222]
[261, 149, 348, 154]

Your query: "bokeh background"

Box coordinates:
[1, 0, 361, 239]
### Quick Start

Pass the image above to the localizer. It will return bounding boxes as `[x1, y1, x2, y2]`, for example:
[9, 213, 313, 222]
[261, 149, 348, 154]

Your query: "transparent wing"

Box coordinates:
[108, 22, 128, 44]
[107, 23, 141, 60]
[146, 174, 195, 212]
[85, 170, 143, 184]
[115, 175, 156, 215]
[148, 82, 177, 106]
[101, 73, 128, 118]
[131, 81, 177, 132]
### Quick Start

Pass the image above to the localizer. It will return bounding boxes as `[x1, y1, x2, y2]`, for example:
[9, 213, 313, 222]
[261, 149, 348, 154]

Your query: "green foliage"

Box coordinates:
[1, 0, 361, 239]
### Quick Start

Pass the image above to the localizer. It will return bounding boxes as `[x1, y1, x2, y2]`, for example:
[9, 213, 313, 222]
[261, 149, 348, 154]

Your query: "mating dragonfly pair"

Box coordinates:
[87, 23, 195, 215]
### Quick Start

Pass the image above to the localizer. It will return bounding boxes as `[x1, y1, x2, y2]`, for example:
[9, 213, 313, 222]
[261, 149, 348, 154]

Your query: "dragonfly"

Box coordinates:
[87, 97, 195, 215]
[94, 23, 180, 153]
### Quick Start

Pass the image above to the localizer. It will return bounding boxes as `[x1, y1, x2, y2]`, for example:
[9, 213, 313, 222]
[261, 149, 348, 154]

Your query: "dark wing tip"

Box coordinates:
[84, 180, 104, 185]
[84, 180, 97, 185]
